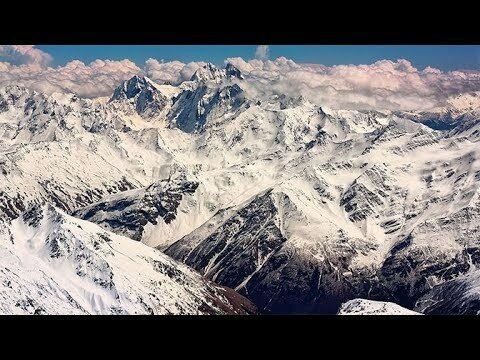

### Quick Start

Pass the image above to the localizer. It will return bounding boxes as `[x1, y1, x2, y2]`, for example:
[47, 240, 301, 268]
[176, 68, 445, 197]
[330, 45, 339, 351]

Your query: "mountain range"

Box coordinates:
[1, 63, 479, 314]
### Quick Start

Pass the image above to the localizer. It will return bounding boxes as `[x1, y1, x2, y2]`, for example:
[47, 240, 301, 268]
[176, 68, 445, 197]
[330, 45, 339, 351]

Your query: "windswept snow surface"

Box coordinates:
[338, 299, 421, 315]
[0, 204, 255, 315]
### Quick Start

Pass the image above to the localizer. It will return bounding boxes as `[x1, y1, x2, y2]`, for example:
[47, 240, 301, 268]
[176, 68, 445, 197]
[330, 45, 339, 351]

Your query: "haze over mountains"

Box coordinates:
[1, 60, 479, 315]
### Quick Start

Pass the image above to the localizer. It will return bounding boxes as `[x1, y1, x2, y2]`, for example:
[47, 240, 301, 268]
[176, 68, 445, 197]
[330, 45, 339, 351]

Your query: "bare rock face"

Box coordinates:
[75, 179, 199, 241]
[167, 191, 287, 288]
[168, 83, 247, 133]
[415, 270, 480, 315]
[166, 190, 373, 314]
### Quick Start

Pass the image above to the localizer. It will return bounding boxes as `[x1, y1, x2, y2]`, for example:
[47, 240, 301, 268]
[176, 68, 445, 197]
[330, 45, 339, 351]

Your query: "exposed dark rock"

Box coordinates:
[76, 179, 199, 241]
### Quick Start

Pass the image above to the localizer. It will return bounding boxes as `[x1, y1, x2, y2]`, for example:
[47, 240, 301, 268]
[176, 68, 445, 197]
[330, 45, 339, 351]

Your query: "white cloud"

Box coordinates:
[144, 58, 207, 85]
[226, 57, 480, 111]
[0, 50, 207, 99]
[0, 58, 141, 98]
[0, 45, 479, 111]
[0, 46, 143, 98]
[254, 45, 269, 61]
[0, 49, 207, 99]
[0, 45, 52, 67]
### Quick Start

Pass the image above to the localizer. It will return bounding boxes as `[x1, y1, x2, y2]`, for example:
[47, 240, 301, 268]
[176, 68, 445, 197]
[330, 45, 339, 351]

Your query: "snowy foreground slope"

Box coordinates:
[1, 64, 480, 314]
[338, 299, 421, 315]
[0, 204, 255, 314]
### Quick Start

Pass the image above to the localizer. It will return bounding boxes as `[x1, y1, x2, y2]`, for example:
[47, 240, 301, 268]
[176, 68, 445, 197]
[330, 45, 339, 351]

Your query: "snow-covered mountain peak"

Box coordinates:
[225, 62, 244, 80]
[110, 75, 158, 101]
[0, 84, 34, 97]
[0, 85, 38, 111]
[446, 91, 480, 113]
[190, 63, 224, 83]
[108, 75, 169, 117]
[167, 78, 248, 133]
[190, 63, 243, 84]
[393, 92, 480, 133]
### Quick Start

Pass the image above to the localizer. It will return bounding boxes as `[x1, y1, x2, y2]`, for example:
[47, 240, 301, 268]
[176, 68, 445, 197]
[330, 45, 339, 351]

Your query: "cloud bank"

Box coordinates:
[226, 57, 480, 110]
[0, 50, 207, 98]
[1, 46, 479, 111]
[144, 58, 207, 85]
[0, 45, 53, 67]
[0, 59, 142, 98]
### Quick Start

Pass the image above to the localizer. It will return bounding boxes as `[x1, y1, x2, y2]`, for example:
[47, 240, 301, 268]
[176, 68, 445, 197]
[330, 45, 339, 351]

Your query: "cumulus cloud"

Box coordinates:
[254, 45, 269, 61]
[144, 58, 207, 85]
[226, 57, 480, 111]
[1, 45, 479, 110]
[0, 58, 141, 98]
[0, 45, 52, 67]
[0, 45, 210, 99]
[0, 49, 206, 99]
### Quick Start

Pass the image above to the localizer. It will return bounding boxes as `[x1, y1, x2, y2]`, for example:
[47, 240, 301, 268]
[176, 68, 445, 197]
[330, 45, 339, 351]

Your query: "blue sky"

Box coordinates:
[37, 45, 480, 72]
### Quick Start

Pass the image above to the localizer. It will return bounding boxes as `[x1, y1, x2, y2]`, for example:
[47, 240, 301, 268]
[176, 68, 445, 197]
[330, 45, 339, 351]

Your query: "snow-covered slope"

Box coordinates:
[1, 63, 480, 315]
[395, 92, 480, 132]
[338, 299, 421, 315]
[0, 204, 255, 315]
[165, 108, 480, 313]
